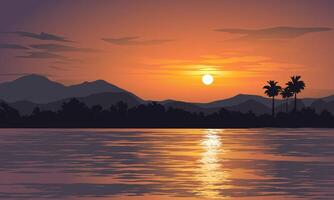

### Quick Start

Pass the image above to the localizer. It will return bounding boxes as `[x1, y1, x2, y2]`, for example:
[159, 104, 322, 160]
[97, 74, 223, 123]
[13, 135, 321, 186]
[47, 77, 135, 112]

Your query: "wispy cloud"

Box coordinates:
[102, 36, 173, 45]
[51, 60, 75, 65]
[29, 43, 99, 52]
[0, 73, 31, 77]
[215, 26, 332, 40]
[4, 31, 73, 42]
[0, 43, 29, 50]
[141, 54, 306, 78]
[17, 52, 67, 59]
[0, 73, 53, 77]
[49, 66, 68, 71]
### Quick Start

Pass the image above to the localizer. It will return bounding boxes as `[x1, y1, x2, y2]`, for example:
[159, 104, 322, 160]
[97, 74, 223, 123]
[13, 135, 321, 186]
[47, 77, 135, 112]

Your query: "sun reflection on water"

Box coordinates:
[195, 129, 230, 199]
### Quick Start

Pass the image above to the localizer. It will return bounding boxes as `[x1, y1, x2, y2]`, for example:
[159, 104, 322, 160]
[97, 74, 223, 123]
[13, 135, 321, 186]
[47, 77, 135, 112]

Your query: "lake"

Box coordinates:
[0, 128, 333, 200]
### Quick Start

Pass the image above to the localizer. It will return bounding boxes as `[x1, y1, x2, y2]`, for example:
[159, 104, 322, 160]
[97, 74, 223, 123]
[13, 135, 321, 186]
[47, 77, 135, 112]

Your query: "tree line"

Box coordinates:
[0, 97, 333, 128]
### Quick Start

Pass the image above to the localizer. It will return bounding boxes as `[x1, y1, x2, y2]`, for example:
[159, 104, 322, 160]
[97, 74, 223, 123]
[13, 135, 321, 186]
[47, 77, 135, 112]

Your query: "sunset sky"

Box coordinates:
[0, 0, 333, 102]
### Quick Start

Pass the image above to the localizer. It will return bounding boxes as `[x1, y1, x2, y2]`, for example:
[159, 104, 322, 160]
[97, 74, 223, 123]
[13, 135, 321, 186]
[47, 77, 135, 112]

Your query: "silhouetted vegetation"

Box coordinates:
[263, 80, 282, 116]
[0, 75, 328, 128]
[0, 98, 333, 128]
[263, 75, 306, 115]
[287, 76, 305, 112]
[280, 87, 293, 112]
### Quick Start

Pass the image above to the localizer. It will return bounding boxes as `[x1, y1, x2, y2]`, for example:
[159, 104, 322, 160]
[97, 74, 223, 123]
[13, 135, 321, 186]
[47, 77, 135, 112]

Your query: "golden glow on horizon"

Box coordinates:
[2, 1, 332, 102]
[202, 74, 214, 85]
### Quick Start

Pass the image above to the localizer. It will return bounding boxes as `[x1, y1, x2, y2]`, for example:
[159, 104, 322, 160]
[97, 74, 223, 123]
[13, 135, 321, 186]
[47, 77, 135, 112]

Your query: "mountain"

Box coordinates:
[0, 74, 139, 103]
[310, 100, 334, 114]
[67, 80, 125, 97]
[159, 99, 272, 115]
[0, 75, 66, 103]
[160, 100, 217, 114]
[300, 98, 318, 107]
[10, 92, 143, 115]
[201, 94, 284, 108]
[224, 100, 271, 115]
[321, 95, 334, 102]
[1, 74, 334, 116]
[158, 94, 332, 115]
[299, 95, 334, 107]
[274, 99, 306, 113]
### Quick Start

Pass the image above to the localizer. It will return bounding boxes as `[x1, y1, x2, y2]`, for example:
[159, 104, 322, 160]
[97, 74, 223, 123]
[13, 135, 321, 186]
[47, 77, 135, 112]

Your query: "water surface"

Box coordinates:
[0, 128, 333, 200]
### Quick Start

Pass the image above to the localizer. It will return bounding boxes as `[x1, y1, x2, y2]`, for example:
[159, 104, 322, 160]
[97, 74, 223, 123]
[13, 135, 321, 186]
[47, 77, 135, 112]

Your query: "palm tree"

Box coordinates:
[263, 80, 282, 117]
[286, 76, 305, 112]
[280, 87, 293, 112]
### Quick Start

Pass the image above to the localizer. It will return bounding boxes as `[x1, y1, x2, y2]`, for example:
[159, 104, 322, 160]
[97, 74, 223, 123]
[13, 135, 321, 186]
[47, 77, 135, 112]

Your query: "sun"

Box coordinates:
[202, 74, 214, 85]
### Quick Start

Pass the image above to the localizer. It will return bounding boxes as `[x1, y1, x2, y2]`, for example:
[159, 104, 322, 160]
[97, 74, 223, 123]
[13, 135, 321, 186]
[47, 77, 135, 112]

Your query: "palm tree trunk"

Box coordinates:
[294, 93, 297, 112]
[272, 96, 275, 117]
[286, 98, 288, 112]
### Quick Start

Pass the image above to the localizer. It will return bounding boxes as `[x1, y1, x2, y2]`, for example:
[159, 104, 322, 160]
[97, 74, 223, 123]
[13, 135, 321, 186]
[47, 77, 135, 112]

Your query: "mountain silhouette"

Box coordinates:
[0, 74, 139, 103]
[224, 99, 271, 115]
[10, 92, 143, 115]
[1, 74, 334, 116]
[274, 99, 306, 113]
[297, 95, 334, 107]
[160, 100, 217, 114]
[0, 74, 65, 103]
[159, 99, 272, 115]
[202, 94, 284, 108]
[321, 95, 334, 102]
[310, 99, 334, 114]
[67, 80, 125, 97]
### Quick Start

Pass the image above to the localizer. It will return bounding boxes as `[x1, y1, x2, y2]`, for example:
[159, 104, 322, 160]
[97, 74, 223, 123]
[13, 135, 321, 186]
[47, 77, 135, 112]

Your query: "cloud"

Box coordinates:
[29, 44, 99, 52]
[5, 31, 73, 42]
[0, 73, 31, 76]
[49, 66, 68, 71]
[215, 26, 332, 40]
[0, 43, 29, 50]
[0, 73, 53, 77]
[102, 36, 173, 45]
[51, 60, 75, 65]
[141, 54, 306, 78]
[17, 52, 67, 59]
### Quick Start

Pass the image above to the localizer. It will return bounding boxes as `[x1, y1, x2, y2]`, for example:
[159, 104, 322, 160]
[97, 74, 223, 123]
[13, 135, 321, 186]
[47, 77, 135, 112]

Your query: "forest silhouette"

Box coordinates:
[0, 98, 333, 128]
[0, 75, 333, 128]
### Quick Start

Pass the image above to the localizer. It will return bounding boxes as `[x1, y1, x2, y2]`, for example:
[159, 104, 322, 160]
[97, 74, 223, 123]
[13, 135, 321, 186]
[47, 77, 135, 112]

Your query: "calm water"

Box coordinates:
[0, 129, 334, 200]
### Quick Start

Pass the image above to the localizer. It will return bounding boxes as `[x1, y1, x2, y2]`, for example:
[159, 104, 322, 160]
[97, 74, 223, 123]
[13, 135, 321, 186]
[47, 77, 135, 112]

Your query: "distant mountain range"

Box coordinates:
[0, 74, 334, 115]
[0, 74, 141, 103]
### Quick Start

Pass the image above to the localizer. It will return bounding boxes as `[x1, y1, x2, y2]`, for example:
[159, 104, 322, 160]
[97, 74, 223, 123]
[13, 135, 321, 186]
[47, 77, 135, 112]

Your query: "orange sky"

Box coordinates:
[0, 0, 334, 102]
